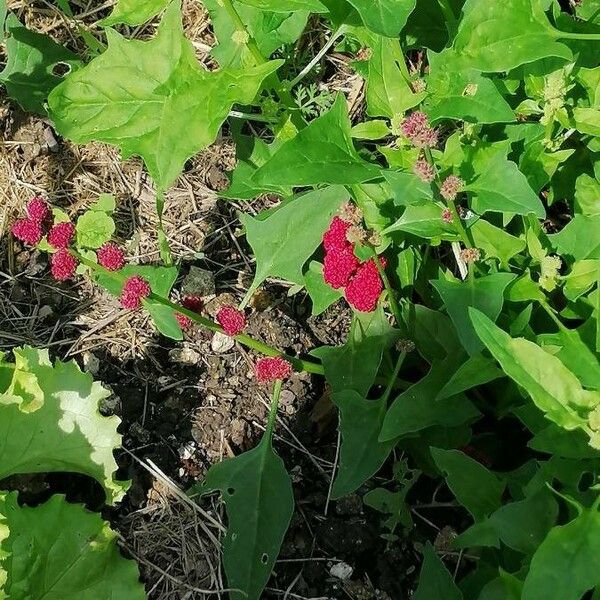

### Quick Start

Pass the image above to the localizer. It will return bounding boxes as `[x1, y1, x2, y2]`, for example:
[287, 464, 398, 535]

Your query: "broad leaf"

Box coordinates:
[383, 170, 433, 206]
[0, 348, 128, 504]
[240, 186, 346, 300]
[523, 504, 600, 600]
[76, 211, 115, 249]
[253, 95, 381, 186]
[432, 273, 516, 355]
[431, 447, 505, 521]
[471, 219, 526, 267]
[413, 543, 463, 600]
[563, 259, 600, 301]
[436, 354, 504, 401]
[48, 1, 281, 191]
[236, 0, 327, 11]
[384, 203, 456, 239]
[550, 214, 600, 261]
[304, 261, 342, 316]
[466, 153, 546, 218]
[452, 0, 572, 72]
[347, 0, 416, 36]
[470, 309, 600, 445]
[192, 435, 294, 600]
[0, 493, 146, 599]
[0, 14, 81, 114]
[100, 0, 170, 25]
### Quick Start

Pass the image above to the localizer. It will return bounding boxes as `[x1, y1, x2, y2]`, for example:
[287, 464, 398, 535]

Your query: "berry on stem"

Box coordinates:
[256, 357, 292, 383]
[345, 259, 383, 312]
[120, 276, 151, 309]
[50, 249, 78, 281]
[11, 219, 43, 246]
[217, 305, 246, 336]
[48, 222, 75, 249]
[323, 216, 352, 253]
[97, 242, 125, 271]
[175, 295, 204, 329]
[26, 197, 50, 223]
[323, 247, 360, 289]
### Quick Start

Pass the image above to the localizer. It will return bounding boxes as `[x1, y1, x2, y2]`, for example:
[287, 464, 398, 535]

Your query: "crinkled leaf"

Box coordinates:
[436, 354, 504, 401]
[432, 273, 516, 355]
[48, 1, 281, 191]
[431, 447, 505, 521]
[253, 95, 381, 186]
[192, 436, 294, 600]
[240, 186, 346, 299]
[100, 0, 170, 25]
[550, 214, 600, 261]
[0, 493, 146, 599]
[347, 0, 416, 37]
[523, 505, 600, 600]
[0, 14, 81, 114]
[0, 348, 128, 504]
[76, 211, 115, 249]
[466, 153, 546, 218]
[413, 543, 463, 600]
[453, 0, 572, 72]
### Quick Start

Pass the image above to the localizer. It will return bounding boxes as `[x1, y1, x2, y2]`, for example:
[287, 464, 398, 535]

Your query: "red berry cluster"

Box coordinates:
[255, 356, 292, 383]
[322, 213, 384, 313]
[216, 305, 247, 336]
[175, 295, 204, 329]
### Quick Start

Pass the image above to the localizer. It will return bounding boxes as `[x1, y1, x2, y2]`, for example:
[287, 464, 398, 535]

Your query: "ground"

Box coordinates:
[0, 2, 462, 598]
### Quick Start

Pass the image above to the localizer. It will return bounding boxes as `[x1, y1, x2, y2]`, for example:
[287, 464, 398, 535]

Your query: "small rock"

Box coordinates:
[211, 331, 234, 353]
[330, 561, 353, 580]
[181, 266, 215, 297]
[169, 346, 201, 364]
[82, 351, 100, 375]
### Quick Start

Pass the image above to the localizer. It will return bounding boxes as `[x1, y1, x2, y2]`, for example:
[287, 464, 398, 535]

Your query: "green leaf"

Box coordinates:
[252, 95, 381, 186]
[193, 435, 294, 600]
[467, 153, 546, 218]
[100, 0, 170, 25]
[426, 49, 515, 124]
[351, 119, 391, 140]
[469, 309, 600, 442]
[347, 0, 416, 36]
[406, 304, 462, 363]
[550, 214, 600, 260]
[522, 505, 600, 600]
[236, 0, 327, 11]
[240, 186, 346, 300]
[0, 493, 146, 599]
[452, 0, 572, 72]
[431, 448, 505, 521]
[413, 543, 463, 600]
[530, 424, 600, 459]
[478, 571, 523, 600]
[0, 0, 6, 34]
[76, 211, 115, 249]
[304, 261, 342, 316]
[383, 170, 433, 206]
[48, 1, 281, 191]
[574, 174, 600, 216]
[383, 203, 456, 239]
[330, 389, 395, 499]
[563, 260, 600, 301]
[436, 354, 504, 401]
[432, 273, 516, 355]
[0, 14, 81, 114]
[0, 348, 128, 504]
[95, 265, 182, 340]
[471, 219, 526, 267]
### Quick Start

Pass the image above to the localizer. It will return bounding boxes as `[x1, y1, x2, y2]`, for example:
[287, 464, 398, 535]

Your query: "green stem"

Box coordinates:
[265, 379, 283, 440]
[382, 351, 407, 404]
[555, 31, 600, 41]
[373, 252, 402, 328]
[74, 252, 325, 376]
[219, 0, 265, 64]
[539, 299, 566, 331]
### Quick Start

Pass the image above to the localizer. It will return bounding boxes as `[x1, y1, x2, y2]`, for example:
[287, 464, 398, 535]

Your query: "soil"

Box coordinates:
[0, 3, 465, 599]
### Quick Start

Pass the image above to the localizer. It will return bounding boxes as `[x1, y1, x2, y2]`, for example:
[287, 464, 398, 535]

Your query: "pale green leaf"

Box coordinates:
[304, 261, 342, 316]
[563, 259, 600, 301]
[471, 219, 526, 267]
[347, 0, 416, 36]
[100, 0, 170, 26]
[76, 211, 115, 249]
[236, 0, 327, 11]
[550, 214, 600, 260]
[574, 173, 600, 216]
[383, 170, 433, 207]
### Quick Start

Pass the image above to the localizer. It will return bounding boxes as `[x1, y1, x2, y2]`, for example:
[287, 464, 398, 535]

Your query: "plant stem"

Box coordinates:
[265, 379, 283, 440]
[219, 0, 265, 64]
[555, 31, 600, 41]
[382, 350, 407, 404]
[228, 110, 278, 124]
[373, 252, 402, 328]
[539, 299, 566, 331]
[74, 252, 325, 376]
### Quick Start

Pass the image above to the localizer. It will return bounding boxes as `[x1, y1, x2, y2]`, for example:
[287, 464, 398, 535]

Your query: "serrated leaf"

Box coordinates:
[347, 0, 416, 37]
[466, 153, 546, 218]
[550, 214, 600, 260]
[414, 543, 463, 600]
[452, 0, 572, 72]
[523, 505, 600, 600]
[100, 0, 170, 25]
[48, 1, 281, 191]
[252, 95, 381, 187]
[192, 435, 294, 600]
[236, 0, 327, 11]
[0, 493, 146, 599]
[0, 348, 128, 504]
[431, 447, 505, 521]
[76, 210, 115, 249]
[240, 186, 346, 300]
[469, 309, 600, 443]
[0, 14, 81, 114]
[431, 273, 516, 355]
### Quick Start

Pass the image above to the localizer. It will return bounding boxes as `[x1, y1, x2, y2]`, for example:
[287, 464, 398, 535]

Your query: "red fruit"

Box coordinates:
[255, 357, 292, 383]
[323, 216, 352, 253]
[97, 242, 125, 271]
[120, 276, 151, 310]
[323, 247, 359, 289]
[11, 219, 43, 246]
[176, 296, 204, 329]
[345, 259, 383, 312]
[26, 197, 50, 223]
[217, 305, 246, 336]
[50, 249, 78, 281]
[48, 222, 75, 249]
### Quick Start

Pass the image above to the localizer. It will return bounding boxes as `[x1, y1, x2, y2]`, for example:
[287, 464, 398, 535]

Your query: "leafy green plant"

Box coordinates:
[4, 0, 600, 598]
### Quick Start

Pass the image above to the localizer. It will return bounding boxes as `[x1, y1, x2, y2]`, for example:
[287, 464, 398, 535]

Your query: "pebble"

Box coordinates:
[211, 331, 234, 353]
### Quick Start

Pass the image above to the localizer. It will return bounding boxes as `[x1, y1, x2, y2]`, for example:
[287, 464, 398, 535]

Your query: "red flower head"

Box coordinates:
[50, 249, 78, 281]
[26, 197, 50, 223]
[255, 357, 292, 383]
[413, 158, 436, 183]
[48, 221, 75, 249]
[120, 276, 151, 310]
[97, 242, 125, 271]
[323, 247, 359, 289]
[323, 216, 352, 253]
[345, 259, 383, 312]
[176, 295, 204, 329]
[217, 305, 246, 336]
[11, 219, 43, 246]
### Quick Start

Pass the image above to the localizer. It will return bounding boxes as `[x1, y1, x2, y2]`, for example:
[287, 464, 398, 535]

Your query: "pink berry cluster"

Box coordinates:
[400, 111, 438, 148]
[216, 305, 246, 336]
[322, 213, 384, 313]
[440, 175, 465, 201]
[255, 356, 292, 383]
[413, 157, 436, 183]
